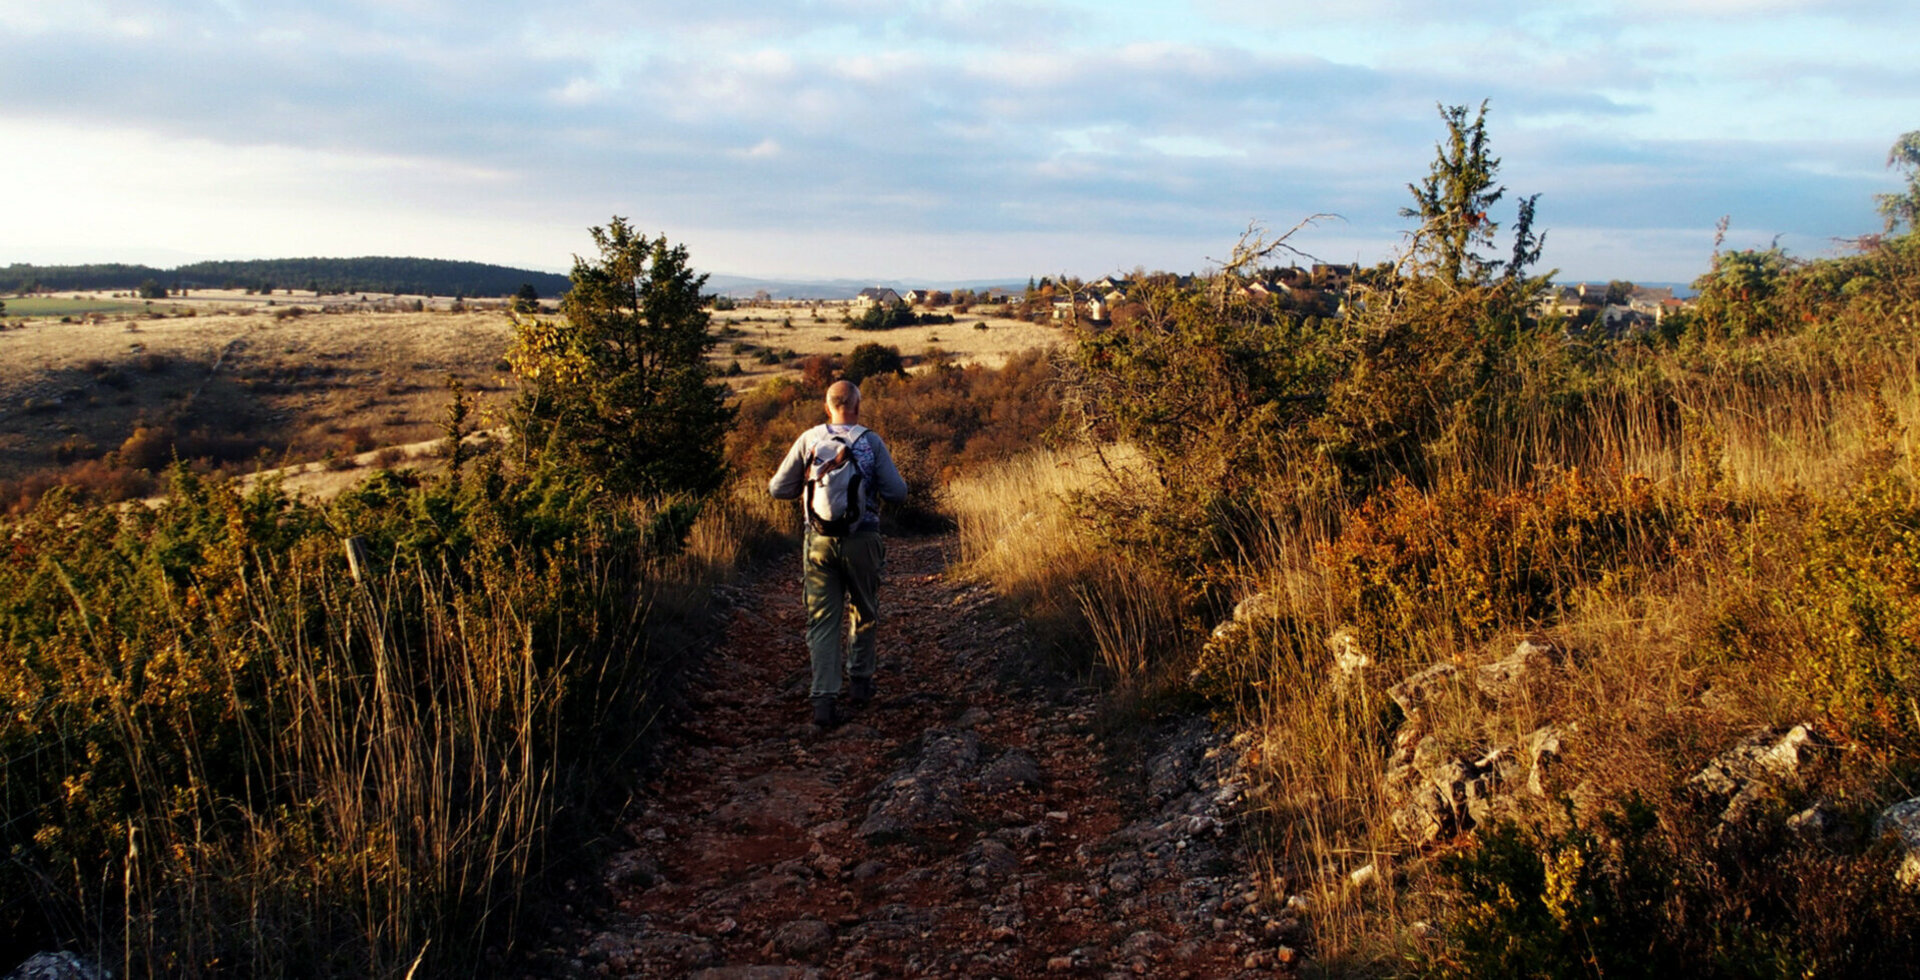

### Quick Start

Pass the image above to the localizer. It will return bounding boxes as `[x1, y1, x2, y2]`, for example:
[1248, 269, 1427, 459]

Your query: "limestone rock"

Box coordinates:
[1236, 590, 1280, 622]
[1474, 638, 1564, 703]
[1691, 724, 1822, 822]
[4, 953, 105, 980]
[1525, 724, 1567, 797]
[1876, 798, 1920, 886]
[1787, 802, 1855, 849]
[1388, 663, 1459, 717]
[1328, 627, 1371, 677]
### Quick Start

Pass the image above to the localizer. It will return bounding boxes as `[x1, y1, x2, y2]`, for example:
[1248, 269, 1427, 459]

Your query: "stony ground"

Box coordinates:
[536, 534, 1304, 979]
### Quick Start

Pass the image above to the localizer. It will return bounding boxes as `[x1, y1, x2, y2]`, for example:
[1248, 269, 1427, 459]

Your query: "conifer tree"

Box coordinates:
[508, 217, 733, 496]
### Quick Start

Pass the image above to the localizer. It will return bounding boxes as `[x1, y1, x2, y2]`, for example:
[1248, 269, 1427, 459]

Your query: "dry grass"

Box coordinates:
[945, 443, 1197, 684]
[954, 325, 1920, 970]
[707, 302, 1060, 392]
[2, 461, 785, 976]
[0, 305, 517, 484]
[1, 298, 1064, 503]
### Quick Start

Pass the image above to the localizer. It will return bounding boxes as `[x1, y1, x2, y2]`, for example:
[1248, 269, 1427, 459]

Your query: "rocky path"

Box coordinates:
[549, 535, 1297, 979]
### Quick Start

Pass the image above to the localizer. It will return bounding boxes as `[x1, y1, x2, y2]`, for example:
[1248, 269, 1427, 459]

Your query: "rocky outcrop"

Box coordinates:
[857, 730, 981, 840]
[1690, 724, 1822, 824]
[1378, 639, 1576, 845]
[1473, 637, 1565, 704]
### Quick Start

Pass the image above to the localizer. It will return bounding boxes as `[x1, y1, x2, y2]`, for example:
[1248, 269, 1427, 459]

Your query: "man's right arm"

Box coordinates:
[768, 431, 811, 499]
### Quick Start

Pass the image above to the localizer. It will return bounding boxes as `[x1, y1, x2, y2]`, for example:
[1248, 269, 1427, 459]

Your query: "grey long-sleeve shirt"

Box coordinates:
[768, 423, 909, 533]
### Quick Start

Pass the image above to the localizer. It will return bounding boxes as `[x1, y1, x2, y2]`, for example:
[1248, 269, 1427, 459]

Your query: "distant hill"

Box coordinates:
[3, 258, 573, 299]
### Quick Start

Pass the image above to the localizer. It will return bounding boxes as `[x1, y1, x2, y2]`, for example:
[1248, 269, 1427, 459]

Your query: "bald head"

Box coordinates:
[826, 380, 862, 423]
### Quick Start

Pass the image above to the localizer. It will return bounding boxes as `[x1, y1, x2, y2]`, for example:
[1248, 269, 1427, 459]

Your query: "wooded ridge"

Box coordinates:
[4, 257, 572, 298]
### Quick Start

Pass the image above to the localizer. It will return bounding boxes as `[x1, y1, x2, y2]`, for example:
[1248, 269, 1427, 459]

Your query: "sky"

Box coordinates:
[2, 0, 1916, 285]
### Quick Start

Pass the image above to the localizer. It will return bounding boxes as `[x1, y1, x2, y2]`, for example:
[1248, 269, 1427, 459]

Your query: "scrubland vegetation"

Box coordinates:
[0, 221, 785, 976]
[10, 107, 1920, 977]
[947, 113, 1920, 974]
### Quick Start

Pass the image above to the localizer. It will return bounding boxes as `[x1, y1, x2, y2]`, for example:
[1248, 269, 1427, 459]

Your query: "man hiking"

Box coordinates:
[769, 380, 910, 729]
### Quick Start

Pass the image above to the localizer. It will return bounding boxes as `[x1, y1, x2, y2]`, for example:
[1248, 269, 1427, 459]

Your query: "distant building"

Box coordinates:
[851, 287, 903, 309]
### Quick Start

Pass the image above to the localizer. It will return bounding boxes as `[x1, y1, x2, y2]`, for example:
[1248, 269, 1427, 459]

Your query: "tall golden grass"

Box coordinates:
[1, 467, 780, 976]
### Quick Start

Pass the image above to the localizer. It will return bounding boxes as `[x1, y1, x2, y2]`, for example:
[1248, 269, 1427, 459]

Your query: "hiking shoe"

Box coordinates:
[849, 675, 875, 707]
[810, 694, 839, 730]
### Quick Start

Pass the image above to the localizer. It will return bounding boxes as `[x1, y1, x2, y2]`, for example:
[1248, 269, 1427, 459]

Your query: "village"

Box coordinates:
[834, 266, 1691, 334]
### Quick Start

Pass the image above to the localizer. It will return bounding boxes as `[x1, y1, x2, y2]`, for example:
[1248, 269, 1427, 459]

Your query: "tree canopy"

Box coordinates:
[1879, 130, 1920, 234]
[507, 218, 733, 498]
[1401, 101, 1541, 287]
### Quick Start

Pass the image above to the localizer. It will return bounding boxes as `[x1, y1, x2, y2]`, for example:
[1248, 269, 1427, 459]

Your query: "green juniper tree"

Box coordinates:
[1878, 130, 1920, 234]
[507, 217, 733, 497]
[1402, 101, 1542, 288]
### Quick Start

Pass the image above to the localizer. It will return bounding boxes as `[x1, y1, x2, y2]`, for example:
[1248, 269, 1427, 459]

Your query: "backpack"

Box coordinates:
[804, 426, 870, 536]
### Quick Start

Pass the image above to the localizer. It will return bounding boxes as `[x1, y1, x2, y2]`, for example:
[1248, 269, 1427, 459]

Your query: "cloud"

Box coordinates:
[0, 0, 1907, 281]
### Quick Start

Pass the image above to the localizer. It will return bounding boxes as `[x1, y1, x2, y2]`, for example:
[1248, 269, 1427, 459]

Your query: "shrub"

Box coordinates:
[841, 342, 904, 383]
[1434, 806, 1920, 978]
[1319, 472, 1674, 670]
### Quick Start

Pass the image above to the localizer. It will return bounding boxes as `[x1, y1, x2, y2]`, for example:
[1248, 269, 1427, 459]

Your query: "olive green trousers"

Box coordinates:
[802, 529, 884, 698]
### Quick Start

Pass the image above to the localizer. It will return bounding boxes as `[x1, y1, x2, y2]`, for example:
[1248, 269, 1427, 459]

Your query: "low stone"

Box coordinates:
[1692, 724, 1822, 822]
[1692, 725, 1819, 798]
[1047, 956, 1076, 972]
[1387, 663, 1459, 716]
[972, 839, 1020, 877]
[1525, 724, 1566, 797]
[1875, 798, 1920, 886]
[1232, 590, 1281, 624]
[1474, 637, 1563, 703]
[1328, 628, 1371, 678]
[602, 849, 662, 888]
[1145, 719, 1212, 801]
[1348, 863, 1380, 890]
[1787, 802, 1855, 849]
[849, 859, 887, 880]
[771, 919, 834, 961]
[4, 953, 105, 980]
[690, 968, 821, 980]
[1411, 734, 1452, 772]
[981, 748, 1044, 794]
[859, 731, 981, 839]
[715, 770, 836, 832]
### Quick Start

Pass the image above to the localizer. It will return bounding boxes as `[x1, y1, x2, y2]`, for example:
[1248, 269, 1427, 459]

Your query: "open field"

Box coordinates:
[0, 307, 519, 485]
[2, 296, 152, 318]
[0, 296, 1061, 488]
[707, 300, 1058, 385]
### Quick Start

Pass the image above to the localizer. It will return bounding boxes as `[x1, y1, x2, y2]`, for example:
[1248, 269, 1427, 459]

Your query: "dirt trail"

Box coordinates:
[547, 535, 1295, 978]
